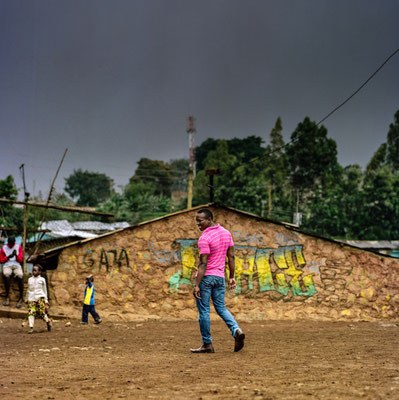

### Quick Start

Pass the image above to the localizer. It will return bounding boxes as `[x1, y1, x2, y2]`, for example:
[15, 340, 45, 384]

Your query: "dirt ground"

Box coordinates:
[1, 316, 399, 400]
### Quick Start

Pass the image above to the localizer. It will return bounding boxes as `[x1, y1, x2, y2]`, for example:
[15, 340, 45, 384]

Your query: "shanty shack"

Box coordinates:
[38, 204, 399, 321]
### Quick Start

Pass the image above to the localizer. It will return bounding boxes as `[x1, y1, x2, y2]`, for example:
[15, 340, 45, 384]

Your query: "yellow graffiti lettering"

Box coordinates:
[275, 273, 289, 295]
[274, 249, 288, 269]
[295, 246, 306, 266]
[181, 246, 196, 282]
[169, 242, 317, 299]
[256, 252, 274, 291]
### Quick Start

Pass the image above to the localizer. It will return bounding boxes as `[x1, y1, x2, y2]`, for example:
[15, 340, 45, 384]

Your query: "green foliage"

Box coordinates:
[286, 117, 340, 193]
[193, 140, 237, 205]
[227, 135, 265, 163]
[130, 158, 174, 196]
[361, 165, 398, 239]
[64, 169, 113, 207]
[169, 158, 189, 191]
[0, 175, 18, 200]
[96, 192, 133, 222]
[366, 144, 387, 175]
[195, 136, 264, 171]
[97, 158, 188, 224]
[0, 175, 23, 231]
[0, 175, 38, 236]
[36, 191, 100, 223]
[387, 110, 399, 172]
[7, 109, 399, 240]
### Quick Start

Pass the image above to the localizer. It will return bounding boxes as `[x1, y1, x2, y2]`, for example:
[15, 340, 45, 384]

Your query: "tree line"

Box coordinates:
[1, 109, 398, 240]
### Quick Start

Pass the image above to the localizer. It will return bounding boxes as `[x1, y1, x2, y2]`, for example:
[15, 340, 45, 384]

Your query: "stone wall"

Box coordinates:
[47, 207, 399, 321]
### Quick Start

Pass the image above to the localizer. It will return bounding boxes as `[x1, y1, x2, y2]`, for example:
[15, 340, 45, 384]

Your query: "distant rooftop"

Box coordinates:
[40, 220, 130, 239]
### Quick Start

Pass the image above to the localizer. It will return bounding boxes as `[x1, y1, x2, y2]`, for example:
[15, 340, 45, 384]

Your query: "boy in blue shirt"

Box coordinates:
[81, 275, 102, 325]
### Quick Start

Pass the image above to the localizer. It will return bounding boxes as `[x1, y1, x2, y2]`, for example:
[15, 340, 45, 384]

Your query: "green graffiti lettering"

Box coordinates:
[168, 242, 318, 299]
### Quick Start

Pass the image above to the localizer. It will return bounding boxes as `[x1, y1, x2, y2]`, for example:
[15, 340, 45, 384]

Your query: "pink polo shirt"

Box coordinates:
[198, 224, 234, 277]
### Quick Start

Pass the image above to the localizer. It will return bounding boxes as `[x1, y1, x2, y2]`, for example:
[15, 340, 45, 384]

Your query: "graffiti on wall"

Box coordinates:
[168, 240, 317, 298]
[232, 230, 267, 246]
[147, 241, 180, 264]
[83, 248, 130, 272]
[275, 232, 299, 246]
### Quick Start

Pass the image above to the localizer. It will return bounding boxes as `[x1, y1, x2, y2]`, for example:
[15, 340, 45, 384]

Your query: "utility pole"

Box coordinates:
[205, 169, 220, 203]
[19, 164, 30, 273]
[186, 116, 196, 209]
[268, 182, 272, 218]
[33, 148, 68, 254]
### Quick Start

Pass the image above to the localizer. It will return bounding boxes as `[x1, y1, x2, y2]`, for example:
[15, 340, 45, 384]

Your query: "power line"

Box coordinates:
[246, 47, 399, 166]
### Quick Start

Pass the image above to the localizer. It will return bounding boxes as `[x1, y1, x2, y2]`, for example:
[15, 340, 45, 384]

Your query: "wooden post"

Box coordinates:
[187, 166, 194, 209]
[186, 117, 196, 210]
[22, 204, 28, 273]
[268, 183, 272, 218]
[0, 199, 114, 217]
[205, 169, 220, 203]
[19, 163, 29, 273]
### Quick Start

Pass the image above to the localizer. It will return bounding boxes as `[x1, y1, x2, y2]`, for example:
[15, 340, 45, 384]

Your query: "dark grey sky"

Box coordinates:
[1, 0, 398, 197]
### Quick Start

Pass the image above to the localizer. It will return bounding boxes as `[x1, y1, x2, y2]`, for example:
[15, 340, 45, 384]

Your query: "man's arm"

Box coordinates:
[227, 246, 236, 291]
[16, 245, 23, 263]
[193, 253, 209, 299]
[0, 248, 7, 264]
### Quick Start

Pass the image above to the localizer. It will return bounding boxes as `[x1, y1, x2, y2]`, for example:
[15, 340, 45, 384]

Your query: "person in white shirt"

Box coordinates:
[26, 265, 52, 334]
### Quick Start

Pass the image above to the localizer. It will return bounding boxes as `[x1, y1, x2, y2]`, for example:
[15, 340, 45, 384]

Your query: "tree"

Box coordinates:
[64, 169, 113, 207]
[195, 136, 264, 172]
[193, 140, 237, 205]
[0, 175, 38, 234]
[366, 143, 387, 175]
[0, 175, 22, 230]
[361, 165, 398, 239]
[263, 117, 291, 219]
[169, 158, 189, 192]
[0, 175, 18, 200]
[97, 192, 132, 222]
[386, 110, 399, 172]
[340, 165, 364, 237]
[284, 117, 344, 236]
[286, 117, 340, 196]
[129, 158, 174, 196]
[195, 138, 219, 171]
[227, 135, 264, 163]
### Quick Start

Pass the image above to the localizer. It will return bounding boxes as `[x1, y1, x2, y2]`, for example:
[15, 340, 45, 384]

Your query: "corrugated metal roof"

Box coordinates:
[40, 220, 129, 240]
[340, 240, 399, 250]
[71, 221, 129, 231]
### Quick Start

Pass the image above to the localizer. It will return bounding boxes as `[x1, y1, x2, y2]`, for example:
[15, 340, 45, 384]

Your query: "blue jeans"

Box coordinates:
[82, 304, 100, 323]
[196, 275, 240, 344]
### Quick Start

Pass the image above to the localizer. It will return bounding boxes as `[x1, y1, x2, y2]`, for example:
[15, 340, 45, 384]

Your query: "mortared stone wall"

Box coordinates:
[46, 206, 399, 322]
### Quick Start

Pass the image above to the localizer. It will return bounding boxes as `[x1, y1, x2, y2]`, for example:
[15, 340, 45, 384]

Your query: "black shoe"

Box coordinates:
[3, 298, 10, 307]
[94, 318, 102, 324]
[47, 321, 52, 331]
[190, 344, 215, 353]
[234, 329, 245, 352]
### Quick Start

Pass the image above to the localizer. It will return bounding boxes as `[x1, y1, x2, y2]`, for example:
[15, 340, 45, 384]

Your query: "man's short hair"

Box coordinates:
[197, 208, 213, 220]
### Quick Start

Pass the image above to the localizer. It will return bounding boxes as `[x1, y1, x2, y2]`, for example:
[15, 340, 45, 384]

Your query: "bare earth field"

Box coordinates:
[1, 317, 399, 400]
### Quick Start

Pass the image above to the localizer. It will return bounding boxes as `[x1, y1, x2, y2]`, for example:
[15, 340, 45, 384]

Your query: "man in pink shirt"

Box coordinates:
[190, 209, 245, 353]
